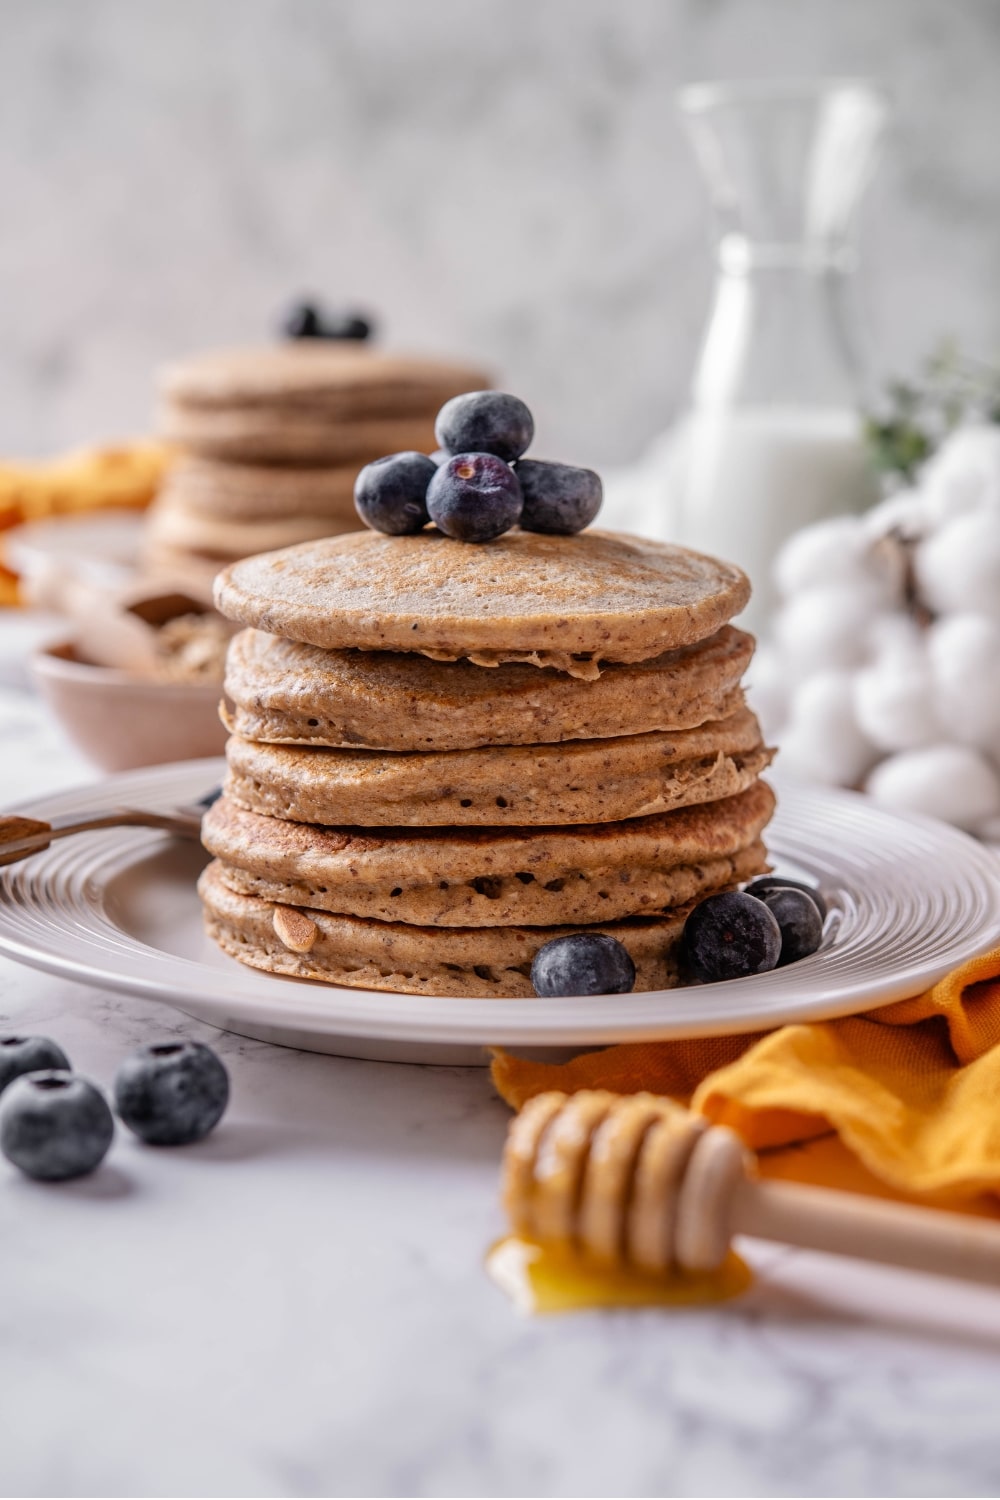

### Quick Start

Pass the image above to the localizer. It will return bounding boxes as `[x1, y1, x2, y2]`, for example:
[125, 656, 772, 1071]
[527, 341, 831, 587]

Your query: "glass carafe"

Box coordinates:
[673, 79, 888, 634]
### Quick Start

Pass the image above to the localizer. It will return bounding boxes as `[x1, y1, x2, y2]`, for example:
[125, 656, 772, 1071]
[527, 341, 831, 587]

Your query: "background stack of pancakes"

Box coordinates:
[143, 345, 488, 595]
[199, 527, 776, 997]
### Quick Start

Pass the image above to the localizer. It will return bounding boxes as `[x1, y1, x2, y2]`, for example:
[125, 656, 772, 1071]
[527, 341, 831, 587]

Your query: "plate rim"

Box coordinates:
[2, 757, 1000, 1046]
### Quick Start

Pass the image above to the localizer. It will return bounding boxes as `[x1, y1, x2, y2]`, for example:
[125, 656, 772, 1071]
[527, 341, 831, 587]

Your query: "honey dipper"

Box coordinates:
[502, 1090, 1000, 1288]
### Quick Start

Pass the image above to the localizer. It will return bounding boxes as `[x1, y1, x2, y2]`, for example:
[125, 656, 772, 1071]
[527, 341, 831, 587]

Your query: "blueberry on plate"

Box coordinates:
[0, 1035, 70, 1095]
[750, 886, 824, 966]
[354, 451, 436, 535]
[426, 453, 523, 542]
[114, 1041, 229, 1146]
[434, 392, 534, 464]
[516, 459, 603, 535]
[0, 1071, 114, 1181]
[744, 875, 828, 922]
[680, 891, 782, 982]
[531, 933, 636, 997]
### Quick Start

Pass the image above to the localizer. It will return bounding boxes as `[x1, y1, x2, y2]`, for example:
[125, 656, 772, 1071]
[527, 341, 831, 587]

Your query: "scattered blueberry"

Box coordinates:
[434, 391, 534, 464]
[516, 458, 603, 535]
[751, 886, 824, 966]
[0, 1035, 70, 1096]
[281, 299, 373, 341]
[0, 1072, 114, 1181]
[744, 875, 828, 922]
[427, 453, 523, 542]
[114, 1041, 229, 1146]
[531, 933, 636, 997]
[680, 891, 782, 982]
[354, 451, 436, 535]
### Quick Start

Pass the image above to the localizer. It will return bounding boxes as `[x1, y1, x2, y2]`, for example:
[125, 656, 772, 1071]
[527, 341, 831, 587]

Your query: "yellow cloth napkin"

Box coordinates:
[491, 947, 1000, 1214]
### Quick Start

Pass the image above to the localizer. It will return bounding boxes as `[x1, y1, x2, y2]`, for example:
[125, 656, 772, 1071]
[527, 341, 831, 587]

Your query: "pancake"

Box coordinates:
[201, 780, 774, 928]
[145, 493, 358, 556]
[199, 859, 692, 997]
[222, 707, 773, 826]
[158, 412, 443, 466]
[222, 624, 754, 750]
[214, 529, 751, 676]
[158, 345, 489, 463]
[157, 457, 362, 521]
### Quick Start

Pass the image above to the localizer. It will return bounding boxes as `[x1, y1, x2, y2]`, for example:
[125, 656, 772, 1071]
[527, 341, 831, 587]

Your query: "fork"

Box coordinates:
[0, 787, 221, 867]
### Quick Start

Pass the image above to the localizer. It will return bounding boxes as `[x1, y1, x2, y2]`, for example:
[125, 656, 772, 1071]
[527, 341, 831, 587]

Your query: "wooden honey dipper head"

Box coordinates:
[501, 1088, 1000, 1289]
[501, 1089, 749, 1276]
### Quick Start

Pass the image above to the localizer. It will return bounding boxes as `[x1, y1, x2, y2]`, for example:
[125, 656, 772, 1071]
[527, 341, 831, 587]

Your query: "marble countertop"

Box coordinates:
[4, 673, 1000, 1499]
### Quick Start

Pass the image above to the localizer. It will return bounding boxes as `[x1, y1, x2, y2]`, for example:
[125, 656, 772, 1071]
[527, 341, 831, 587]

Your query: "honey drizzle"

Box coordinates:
[486, 1236, 753, 1314]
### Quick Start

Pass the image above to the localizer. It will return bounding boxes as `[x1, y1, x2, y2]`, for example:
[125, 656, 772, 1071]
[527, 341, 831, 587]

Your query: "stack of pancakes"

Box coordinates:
[144, 345, 488, 595]
[199, 528, 775, 997]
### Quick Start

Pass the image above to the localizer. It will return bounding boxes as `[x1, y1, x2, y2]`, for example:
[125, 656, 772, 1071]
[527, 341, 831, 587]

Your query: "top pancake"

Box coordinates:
[213, 529, 751, 671]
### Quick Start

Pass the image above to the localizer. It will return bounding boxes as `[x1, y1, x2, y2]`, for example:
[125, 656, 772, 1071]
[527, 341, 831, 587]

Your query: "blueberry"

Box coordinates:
[434, 392, 534, 464]
[515, 459, 603, 535]
[0, 1035, 70, 1095]
[323, 311, 373, 341]
[114, 1041, 229, 1146]
[744, 875, 828, 922]
[0, 1072, 113, 1181]
[281, 300, 325, 339]
[531, 933, 636, 997]
[354, 451, 436, 535]
[281, 300, 374, 341]
[680, 891, 782, 982]
[751, 886, 824, 966]
[426, 453, 523, 543]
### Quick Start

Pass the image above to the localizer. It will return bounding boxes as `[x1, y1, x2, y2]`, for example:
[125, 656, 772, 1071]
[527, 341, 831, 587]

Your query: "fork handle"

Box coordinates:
[0, 810, 200, 865]
[0, 816, 53, 866]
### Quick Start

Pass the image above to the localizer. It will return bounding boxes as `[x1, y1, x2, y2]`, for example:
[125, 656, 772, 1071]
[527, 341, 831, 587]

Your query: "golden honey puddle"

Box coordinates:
[486, 1236, 753, 1314]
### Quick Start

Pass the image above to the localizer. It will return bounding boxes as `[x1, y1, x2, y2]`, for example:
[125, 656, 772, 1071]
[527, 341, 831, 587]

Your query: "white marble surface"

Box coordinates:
[4, 680, 1000, 1499]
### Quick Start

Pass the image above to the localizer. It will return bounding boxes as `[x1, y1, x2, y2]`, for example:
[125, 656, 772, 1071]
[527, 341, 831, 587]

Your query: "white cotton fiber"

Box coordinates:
[921, 424, 1000, 528]
[926, 612, 1000, 753]
[914, 510, 1000, 620]
[778, 671, 879, 786]
[865, 744, 1000, 829]
[771, 586, 881, 675]
[853, 647, 940, 752]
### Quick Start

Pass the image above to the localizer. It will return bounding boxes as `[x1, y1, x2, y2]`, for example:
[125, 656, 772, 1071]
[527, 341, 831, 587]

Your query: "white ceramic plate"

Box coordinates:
[5, 510, 145, 589]
[2, 758, 1000, 1065]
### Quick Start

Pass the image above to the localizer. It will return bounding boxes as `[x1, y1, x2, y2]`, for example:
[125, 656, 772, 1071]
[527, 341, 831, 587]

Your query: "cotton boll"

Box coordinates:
[854, 648, 940, 752]
[861, 487, 932, 543]
[773, 515, 869, 599]
[772, 585, 882, 675]
[773, 515, 903, 607]
[926, 613, 1000, 752]
[779, 670, 879, 786]
[913, 510, 1000, 620]
[865, 744, 1000, 830]
[744, 644, 789, 740]
[921, 424, 1000, 528]
[867, 611, 927, 666]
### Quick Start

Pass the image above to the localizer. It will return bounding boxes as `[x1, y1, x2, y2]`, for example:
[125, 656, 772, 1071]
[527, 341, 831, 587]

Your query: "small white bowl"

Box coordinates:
[32, 641, 228, 772]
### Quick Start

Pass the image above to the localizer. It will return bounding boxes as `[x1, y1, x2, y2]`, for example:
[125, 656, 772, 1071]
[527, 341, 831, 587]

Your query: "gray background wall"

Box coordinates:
[1, 0, 998, 466]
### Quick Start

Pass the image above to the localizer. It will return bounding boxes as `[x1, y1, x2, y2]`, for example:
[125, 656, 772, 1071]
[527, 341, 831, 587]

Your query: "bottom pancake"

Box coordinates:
[199, 860, 692, 997]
